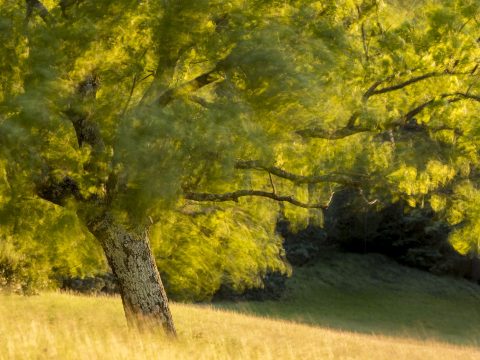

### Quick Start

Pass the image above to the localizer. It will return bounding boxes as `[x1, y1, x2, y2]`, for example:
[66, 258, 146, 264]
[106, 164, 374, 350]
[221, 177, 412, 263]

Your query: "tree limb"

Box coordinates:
[64, 74, 105, 151]
[298, 91, 479, 140]
[35, 175, 83, 206]
[25, 0, 50, 24]
[364, 70, 472, 100]
[157, 61, 224, 106]
[235, 160, 367, 186]
[401, 92, 477, 124]
[296, 126, 371, 139]
[184, 190, 329, 209]
[453, 92, 480, 102]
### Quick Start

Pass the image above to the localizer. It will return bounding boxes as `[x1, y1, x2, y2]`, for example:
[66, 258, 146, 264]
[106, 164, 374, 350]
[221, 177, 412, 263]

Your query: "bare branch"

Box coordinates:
[403, 99, 436, 123]
[363, 79, 389, 100]
[365, 72, 440, 99]
[184, 190, 329, 209]
[300, 91, 479, 140]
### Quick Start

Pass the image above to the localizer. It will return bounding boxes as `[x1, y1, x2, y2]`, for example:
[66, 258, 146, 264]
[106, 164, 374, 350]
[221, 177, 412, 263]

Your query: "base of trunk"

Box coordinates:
[87, 213, 176, 336]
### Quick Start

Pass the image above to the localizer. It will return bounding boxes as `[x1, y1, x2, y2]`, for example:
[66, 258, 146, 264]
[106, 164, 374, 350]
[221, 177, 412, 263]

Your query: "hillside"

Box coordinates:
[220, 251, 480, 345]
[1, 291, 479, 360]
[2, 252, 480, 359]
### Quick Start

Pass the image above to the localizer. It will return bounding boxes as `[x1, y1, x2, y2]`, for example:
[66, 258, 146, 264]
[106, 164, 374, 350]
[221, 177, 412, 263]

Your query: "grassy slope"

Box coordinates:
[1, 252, 480, 359]
[220, 252, 480, 345]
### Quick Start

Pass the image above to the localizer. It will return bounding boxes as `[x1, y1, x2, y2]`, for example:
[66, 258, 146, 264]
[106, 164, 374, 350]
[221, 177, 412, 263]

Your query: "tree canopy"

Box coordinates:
[1, 0, 480, 331]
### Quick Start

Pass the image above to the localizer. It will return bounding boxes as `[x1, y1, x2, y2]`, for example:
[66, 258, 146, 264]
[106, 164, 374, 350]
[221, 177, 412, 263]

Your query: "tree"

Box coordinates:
[2, 0, 479, 336]
[0, 0, 354, 334]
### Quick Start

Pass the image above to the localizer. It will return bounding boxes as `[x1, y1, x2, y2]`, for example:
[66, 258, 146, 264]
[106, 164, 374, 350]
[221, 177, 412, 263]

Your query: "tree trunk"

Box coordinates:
[86, 213, 176, 336]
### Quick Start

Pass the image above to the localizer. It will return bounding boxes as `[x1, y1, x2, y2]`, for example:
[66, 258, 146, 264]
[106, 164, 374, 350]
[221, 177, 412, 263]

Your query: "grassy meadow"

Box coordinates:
[2, 252, 480, 359]
[219, 252, 480, 345]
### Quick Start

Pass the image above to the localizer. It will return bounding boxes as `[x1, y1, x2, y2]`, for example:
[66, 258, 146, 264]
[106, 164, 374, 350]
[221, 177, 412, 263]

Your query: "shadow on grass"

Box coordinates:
[213, 252, 480, 346]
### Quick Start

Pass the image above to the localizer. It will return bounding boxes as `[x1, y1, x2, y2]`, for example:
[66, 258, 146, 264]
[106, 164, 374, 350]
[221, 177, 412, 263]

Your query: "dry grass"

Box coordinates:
[1, 292, 479, 360]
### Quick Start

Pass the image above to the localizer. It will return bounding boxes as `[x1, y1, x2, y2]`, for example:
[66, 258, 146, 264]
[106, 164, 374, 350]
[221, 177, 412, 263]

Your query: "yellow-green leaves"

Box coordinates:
[151, 200, 287, 301]
[387, 161, 456, 207]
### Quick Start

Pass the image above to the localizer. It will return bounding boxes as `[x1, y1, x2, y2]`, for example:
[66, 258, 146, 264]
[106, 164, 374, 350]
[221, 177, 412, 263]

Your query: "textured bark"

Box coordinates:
[86, 214, 176, 335]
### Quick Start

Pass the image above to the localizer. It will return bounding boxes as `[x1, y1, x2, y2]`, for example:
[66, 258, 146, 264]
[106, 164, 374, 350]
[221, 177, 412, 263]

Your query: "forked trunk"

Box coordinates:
[86, 214, 176, 336]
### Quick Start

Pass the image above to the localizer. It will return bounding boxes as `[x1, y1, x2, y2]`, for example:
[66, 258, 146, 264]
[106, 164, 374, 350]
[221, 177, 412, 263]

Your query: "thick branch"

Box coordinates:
[184, 190, 329, 209]
[25, 0, 50, 24]
[35, 175, 83, 206]
[64, 74, 105, 151]
[235, 160, 366, 186]
[157, 62, 224, 106]
[64, 109, 105, 151]
[403, 99, 436, 123]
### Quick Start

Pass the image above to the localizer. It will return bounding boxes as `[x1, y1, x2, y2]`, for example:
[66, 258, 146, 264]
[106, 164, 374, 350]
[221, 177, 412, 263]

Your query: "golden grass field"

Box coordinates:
[1, 291, 480, 360]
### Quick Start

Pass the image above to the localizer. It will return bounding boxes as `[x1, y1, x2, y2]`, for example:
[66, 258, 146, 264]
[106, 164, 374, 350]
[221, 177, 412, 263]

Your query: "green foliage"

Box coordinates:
[1, 0, 480, 297]
[0, 201, 105, 292]
[151, 200, 288, 301]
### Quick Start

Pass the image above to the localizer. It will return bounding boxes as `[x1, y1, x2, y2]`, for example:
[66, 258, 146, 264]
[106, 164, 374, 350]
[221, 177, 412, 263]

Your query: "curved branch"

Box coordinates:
[401, 92, 478, 124]
[235, 160, 367, 186]
[364, 70, 472, 100]
[365, 72, 440, 99]
[184, 190, 329, 209]
[453, 92, 480, 102]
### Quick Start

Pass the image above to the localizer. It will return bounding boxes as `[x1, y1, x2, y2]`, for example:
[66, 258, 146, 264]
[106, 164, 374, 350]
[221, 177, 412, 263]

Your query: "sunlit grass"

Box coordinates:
[1, 291, 480, 360]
